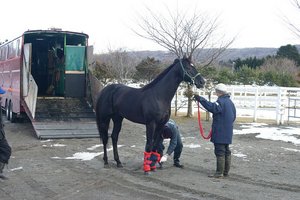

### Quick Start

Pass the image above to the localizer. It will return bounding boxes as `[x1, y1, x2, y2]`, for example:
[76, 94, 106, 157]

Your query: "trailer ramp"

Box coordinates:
[32, 97, 99, 139]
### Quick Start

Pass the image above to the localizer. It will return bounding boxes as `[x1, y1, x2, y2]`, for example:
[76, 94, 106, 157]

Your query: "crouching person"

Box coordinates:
[0, 87, 11, 180]
[158, 119, 184, 168]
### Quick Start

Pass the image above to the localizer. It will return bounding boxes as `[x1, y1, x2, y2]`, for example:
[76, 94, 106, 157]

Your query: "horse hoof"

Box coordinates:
[104, 164, 110, 168]
[117, 163, 123, 168]
[144, 171, 151, 175]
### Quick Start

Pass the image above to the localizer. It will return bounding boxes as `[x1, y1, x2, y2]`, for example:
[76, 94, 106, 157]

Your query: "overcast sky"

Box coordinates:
[1, 0, 300, 53]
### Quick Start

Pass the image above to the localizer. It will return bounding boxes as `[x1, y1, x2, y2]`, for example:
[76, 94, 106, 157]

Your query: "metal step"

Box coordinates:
[32, 121, 99, 139]
[32, 97, 99, 139]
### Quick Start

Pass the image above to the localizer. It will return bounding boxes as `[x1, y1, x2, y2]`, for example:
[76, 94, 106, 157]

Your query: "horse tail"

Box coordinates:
[95, 84, 118, 139]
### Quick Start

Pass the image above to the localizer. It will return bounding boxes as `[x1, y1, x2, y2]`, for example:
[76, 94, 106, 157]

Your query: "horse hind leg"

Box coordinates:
[111, 116, 123, 168]
[99, 118, 110, 168]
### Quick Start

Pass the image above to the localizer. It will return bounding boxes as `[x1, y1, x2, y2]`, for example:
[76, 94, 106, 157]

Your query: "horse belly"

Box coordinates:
[119, 107, 146, 125]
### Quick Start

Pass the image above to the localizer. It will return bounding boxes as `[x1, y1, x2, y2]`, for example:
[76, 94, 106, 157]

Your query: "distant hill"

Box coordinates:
[96, 45, 300, 64]
[127, 45, 300, 63]
[217, 48, 277, 61]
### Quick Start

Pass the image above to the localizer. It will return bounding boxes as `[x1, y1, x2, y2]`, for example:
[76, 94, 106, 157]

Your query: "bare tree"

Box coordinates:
[284, 0, 300, 38]
[134, 6, 234, 64]
[134, 6, 234, 117]
[260, 57, 298, 73]
[96, 48, 138, 84]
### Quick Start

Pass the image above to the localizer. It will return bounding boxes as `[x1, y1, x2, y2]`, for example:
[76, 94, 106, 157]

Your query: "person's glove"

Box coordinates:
[193, 94, 201, 102]
[160, 154, 168, 162]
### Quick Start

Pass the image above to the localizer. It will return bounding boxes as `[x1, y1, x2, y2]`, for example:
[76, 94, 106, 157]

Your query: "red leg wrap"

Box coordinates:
[150, 151, 161, 170]
[152, 151, 161, 162]
[143, 152, 152, 172]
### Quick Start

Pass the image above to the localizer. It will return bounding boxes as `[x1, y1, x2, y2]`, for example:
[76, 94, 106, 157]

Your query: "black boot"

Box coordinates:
[0, 162, 8, 180]
[173, 159, 184, 168]
[209, 156, 225, 178]
[223, 155, 231, 177]
[174, 162, 184, 168]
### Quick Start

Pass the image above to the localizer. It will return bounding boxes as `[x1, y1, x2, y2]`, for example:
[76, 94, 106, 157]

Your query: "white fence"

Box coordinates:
[172, 85, 300, 124]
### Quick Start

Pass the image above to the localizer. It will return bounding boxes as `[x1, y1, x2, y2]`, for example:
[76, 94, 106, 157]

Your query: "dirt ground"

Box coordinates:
[0, 116, 299, 200]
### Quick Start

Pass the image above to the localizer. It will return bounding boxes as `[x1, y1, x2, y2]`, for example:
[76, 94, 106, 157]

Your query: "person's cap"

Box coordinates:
[215, 83, 227, 94]
[0, 87, 6, 94]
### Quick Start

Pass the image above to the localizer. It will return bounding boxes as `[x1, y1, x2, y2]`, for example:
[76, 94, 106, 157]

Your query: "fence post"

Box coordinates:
[253, 87, 258, 122]
[280, 88, 286, 125]
[276, 87, 283, 125]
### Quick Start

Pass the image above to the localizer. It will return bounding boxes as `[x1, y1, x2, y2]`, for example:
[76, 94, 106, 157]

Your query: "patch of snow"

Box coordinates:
[185, 143, 201, 148]
[50, 146, 125, 161]
[65, 152, 103, 161]
[281, 147, 300, 152]
[234, 123, 300, 146]
[40, 139, 52, 143]
[233, 153, 247, 158]
[53, 144, 66, 147]
[87, 144, 103, 151]
[9, 167, 23, 172]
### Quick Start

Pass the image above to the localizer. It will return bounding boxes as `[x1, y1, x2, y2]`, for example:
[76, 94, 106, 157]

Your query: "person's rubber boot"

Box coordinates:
[223, 155, 231, 177]
[0, 162, 8, 180]
[173, 160, 184, 168]
[209, 156, 225, 178]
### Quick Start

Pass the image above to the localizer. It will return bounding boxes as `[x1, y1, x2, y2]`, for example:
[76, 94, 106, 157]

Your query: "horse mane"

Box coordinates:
[141, 59, 180, 91]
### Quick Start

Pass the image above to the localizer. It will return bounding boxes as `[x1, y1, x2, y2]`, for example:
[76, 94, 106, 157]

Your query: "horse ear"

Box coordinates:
[182, 54, 192, 62]
[173, 58, 180, 64]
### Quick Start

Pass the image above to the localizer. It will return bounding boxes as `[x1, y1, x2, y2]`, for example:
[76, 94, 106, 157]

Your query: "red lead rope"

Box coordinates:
[197, 102, 212, 140]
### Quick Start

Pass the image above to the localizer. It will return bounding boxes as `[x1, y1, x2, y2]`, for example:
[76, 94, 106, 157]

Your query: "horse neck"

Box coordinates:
[152, 66, 182, 102]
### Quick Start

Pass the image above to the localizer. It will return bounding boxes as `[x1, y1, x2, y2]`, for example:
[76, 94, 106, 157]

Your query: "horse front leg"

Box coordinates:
[148, 128, 163, 170]
[144, 122, 156, 174]
[112, 116, 123, 168]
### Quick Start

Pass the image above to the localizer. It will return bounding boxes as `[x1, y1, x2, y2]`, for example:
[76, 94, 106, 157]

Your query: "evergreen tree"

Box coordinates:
[133, 57, 162, 83]
[276, 44, 300, 66]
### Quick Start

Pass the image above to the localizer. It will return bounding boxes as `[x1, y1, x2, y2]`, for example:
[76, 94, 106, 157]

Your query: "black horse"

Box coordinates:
[95, 57, 205, 173]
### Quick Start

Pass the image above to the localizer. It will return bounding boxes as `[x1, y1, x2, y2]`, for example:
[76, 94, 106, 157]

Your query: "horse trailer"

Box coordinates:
[0, 29, 98, 138]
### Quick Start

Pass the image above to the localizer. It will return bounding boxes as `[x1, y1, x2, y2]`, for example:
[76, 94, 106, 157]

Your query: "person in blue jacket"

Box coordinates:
[158, 119, 184, 168]
[0, 87, 11, 180]
[194, 83, 236, 178]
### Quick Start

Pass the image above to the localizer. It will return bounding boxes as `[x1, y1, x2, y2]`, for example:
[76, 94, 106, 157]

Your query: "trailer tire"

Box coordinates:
[5, 100, 10, 120]
[8, 101, 16, 123]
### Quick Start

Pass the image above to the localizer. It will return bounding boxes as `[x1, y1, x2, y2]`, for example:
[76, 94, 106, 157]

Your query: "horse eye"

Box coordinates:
[191, 63, 194, 67]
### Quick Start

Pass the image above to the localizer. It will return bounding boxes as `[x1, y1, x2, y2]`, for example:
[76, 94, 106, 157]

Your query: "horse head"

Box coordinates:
[178, 57, 205, 88]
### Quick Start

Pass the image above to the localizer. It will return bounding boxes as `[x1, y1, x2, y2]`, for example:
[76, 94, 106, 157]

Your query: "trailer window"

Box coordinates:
[65, 46, 85, 71]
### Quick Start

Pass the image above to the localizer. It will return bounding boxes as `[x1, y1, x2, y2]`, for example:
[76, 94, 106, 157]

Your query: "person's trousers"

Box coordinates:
[0, 136, 11, 164]
[214, 143, 231, 157]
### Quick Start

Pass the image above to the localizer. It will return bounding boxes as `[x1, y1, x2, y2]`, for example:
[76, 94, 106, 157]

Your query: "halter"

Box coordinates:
[179, 59, 201, 85]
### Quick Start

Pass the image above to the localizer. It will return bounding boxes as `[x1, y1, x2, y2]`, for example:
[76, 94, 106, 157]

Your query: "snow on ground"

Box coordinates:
[184, 144, 201, 148]
[234, 123, 300, 146]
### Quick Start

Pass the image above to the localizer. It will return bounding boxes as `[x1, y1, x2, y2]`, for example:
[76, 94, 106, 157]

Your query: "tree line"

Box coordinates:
[92, 44, 300, 88]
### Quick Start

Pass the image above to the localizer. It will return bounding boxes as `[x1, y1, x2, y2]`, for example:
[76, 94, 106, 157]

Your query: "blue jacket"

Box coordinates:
[162, 119, 180, 155]
[198, 94, 236, 144]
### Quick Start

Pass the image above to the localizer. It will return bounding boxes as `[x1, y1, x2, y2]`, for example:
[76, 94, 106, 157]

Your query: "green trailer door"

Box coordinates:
[64, 45, 86, 97]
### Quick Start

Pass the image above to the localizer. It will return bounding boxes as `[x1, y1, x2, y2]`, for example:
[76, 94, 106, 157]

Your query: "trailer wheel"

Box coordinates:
[5, 100, 10, 120]
[8, 101, 16, 123]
